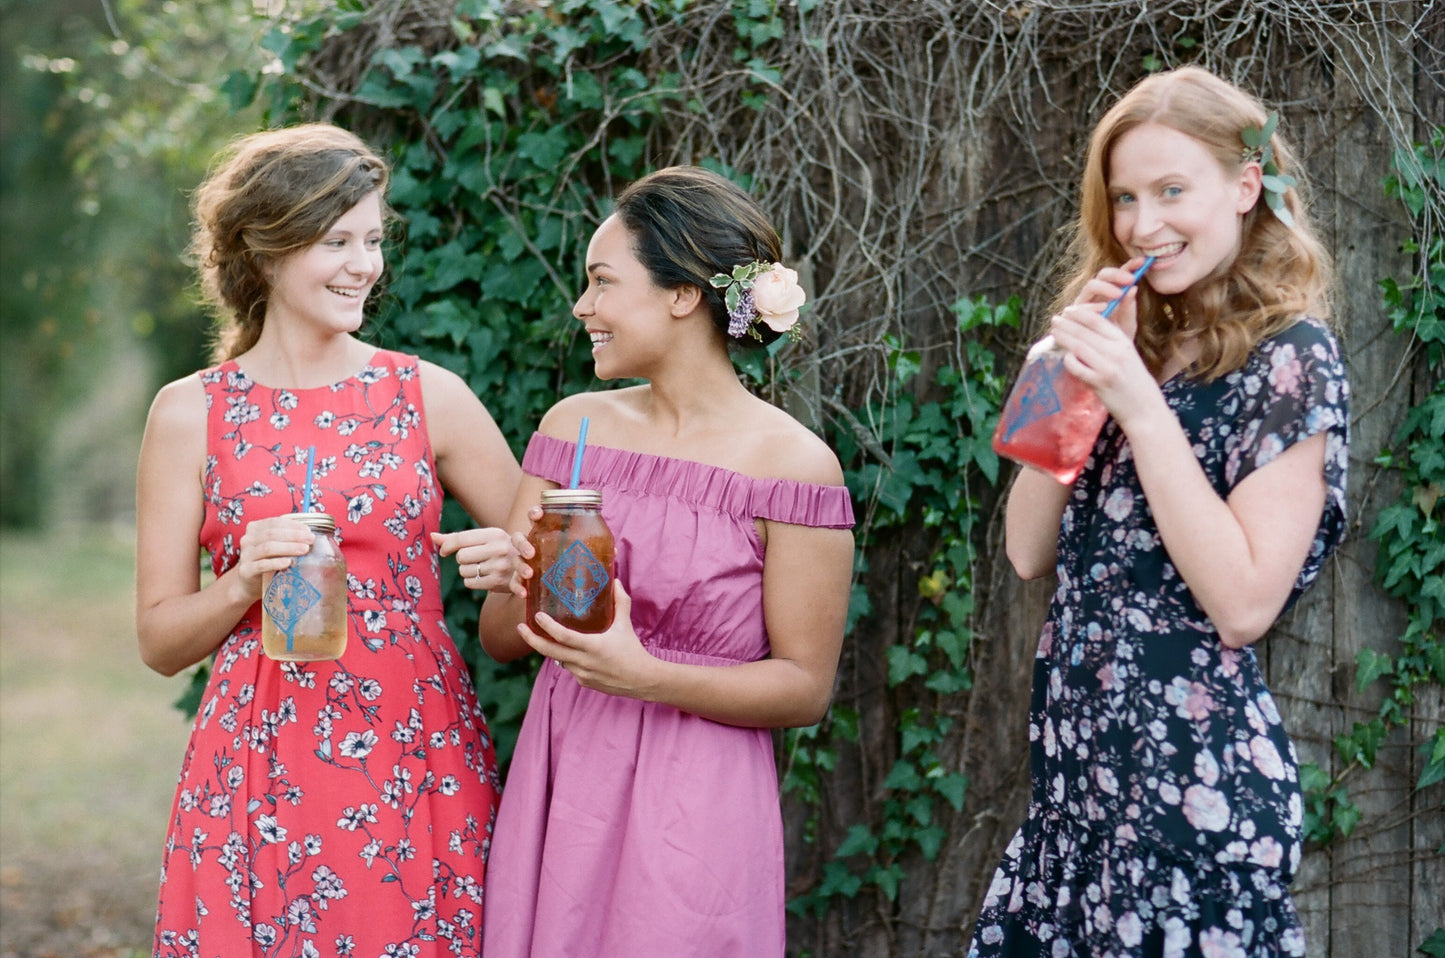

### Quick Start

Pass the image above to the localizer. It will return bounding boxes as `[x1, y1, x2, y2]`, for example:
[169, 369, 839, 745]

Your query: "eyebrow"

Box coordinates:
[1109, 173, 1182, 194]
[585, 261, 611, 274]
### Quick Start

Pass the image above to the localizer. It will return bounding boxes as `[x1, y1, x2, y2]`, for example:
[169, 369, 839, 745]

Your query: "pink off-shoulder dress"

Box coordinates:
[482, 433, 855, 958]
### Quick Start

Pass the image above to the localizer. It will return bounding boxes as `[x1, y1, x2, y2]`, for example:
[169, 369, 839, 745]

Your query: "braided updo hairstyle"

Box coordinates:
[613, 166, 787, 349]
[191, 123, 391, 362]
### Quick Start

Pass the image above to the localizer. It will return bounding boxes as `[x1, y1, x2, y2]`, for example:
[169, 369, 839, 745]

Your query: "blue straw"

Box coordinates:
[301, 446, 317, 512]
[1100, 256, 1156, 318]
[569, 418, 589, 489]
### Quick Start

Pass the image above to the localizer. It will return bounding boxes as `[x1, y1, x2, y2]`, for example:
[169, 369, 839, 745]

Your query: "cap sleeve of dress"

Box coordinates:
[748, 480, 854, 529]
[1224, 317, 1350, 601]
[522, 432, 579, 487]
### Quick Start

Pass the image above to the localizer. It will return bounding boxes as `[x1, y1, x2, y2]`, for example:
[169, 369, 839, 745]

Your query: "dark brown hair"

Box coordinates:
[191, 123, 391, 362]
[614, 166, 786, 348]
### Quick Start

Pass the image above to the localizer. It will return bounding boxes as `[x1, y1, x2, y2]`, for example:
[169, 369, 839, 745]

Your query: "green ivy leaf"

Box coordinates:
[834, 823, 877, 858]
[900, 720, 938, 755]
[1417, 927, 1445, 958]
[1332, 795, 1362, 837]
[931, 771, 968, 812]
[1299, 762, 1331, 792]
[1356, 647, 1397, 690]
[1336, 720, 1387, 769]
[883, 760, 924, 792]
[914, 824, 947, 861]
[887, 645, 929, 687]
[219, 70, 258, 111]
[867, 863, 904, 901]
[515, 128, 571, 171]
[1419, 730, 1445, 790]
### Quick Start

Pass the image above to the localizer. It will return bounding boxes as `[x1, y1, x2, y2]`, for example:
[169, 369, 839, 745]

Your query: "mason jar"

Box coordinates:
[526, 489, 615, 634]
[261, 512, 348, 661]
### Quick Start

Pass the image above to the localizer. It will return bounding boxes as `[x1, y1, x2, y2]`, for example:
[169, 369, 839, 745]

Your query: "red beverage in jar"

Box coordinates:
[992, 338, 1108, 484]
[525, 489, 615, 633]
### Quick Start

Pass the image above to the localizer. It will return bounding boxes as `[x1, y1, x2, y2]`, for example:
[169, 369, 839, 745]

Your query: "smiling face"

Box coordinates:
[572, 214, 680, 380]
[266, 191, 385, 337]
[1107, 122, 1260, 297]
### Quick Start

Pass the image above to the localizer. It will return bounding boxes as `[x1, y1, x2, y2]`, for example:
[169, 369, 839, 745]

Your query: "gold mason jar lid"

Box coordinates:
[540, 489, 602, 506]
[282, 511, 337, 533]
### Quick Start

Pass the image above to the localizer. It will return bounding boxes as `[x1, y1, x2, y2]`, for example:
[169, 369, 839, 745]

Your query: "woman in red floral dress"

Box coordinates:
[136, 124, 519, 957]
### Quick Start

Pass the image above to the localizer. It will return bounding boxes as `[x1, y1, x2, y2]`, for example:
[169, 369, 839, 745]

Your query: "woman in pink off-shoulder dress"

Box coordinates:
[479, 166, 856, 957]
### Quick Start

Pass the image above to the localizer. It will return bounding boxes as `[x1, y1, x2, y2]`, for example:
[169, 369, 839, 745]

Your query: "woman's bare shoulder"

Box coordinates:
[739, 398, 845, 487]
[145, 373, 207, 433]
[536, 387, 647, 440]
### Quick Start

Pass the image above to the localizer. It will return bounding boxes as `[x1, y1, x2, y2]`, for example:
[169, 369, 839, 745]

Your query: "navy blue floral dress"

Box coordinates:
[969, 318, 1349, 957]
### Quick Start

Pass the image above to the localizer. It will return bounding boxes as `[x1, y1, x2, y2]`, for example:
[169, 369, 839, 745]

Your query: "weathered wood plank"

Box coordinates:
[1321, 9, 1420, 951]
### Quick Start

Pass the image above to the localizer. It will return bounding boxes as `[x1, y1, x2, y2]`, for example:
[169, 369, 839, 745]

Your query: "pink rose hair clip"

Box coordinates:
[710, 260, 806, 341]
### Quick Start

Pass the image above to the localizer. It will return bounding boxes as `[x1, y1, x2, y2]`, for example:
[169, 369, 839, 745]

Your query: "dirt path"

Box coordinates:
[1, 529, 192, 958]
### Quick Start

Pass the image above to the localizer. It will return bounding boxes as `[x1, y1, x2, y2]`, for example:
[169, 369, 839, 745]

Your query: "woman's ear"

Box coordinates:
[1237, 161, 1264, 214]
[669, 283, 703, 318]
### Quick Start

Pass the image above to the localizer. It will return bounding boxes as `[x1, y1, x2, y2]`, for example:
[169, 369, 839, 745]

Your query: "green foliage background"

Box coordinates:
[14, 0, 1439, 950]
[239, 0, 705, 759]
[223, 6, 1445, 939]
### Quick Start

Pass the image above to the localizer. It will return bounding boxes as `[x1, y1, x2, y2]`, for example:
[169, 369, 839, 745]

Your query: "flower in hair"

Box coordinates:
[1241, 112, 1297, 228]
[709, 261, 806, 341]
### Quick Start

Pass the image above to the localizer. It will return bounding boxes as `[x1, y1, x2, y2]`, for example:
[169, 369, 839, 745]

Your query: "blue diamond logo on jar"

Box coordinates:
[1001, 361, 1064, 443]
[263, 567, 322, 632]
[542, 540, 610, 617]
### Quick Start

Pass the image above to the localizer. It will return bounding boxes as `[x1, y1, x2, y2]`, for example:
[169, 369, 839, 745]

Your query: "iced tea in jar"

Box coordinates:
[261, 512, 349, 661]
[526, 489, 615, 633]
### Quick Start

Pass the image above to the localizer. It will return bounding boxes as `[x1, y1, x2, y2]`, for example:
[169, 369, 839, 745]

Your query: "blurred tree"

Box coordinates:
[0, 0, 275, 527]
[1, 0, 99, 527]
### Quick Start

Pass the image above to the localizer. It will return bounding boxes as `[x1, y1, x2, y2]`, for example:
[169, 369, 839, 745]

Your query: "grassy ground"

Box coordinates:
[0, 527, 193, 958]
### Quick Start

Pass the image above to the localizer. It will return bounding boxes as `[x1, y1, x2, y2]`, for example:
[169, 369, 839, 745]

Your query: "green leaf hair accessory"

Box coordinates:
[709, 260, 806, 342]
[1241, 112, 1297, 228]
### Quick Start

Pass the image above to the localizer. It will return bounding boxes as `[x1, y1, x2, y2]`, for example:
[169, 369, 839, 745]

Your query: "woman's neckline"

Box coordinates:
[227, 347, 384, 391]
[535, 431, 838, 490]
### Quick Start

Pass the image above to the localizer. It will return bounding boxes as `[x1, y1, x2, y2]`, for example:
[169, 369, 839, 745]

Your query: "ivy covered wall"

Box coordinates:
[195, 2, 1443, 954]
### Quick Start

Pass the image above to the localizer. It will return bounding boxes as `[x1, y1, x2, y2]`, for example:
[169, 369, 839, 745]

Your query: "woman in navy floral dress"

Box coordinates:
[969, 68, 1349, 957]
[136, 124, 520, 956]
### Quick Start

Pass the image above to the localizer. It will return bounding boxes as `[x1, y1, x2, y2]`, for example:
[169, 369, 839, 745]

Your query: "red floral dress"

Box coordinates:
[154, 350, 501, 958]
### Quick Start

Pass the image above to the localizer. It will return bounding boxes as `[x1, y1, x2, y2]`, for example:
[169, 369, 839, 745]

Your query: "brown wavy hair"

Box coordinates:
[1056, 66, 1331, 380]
[190, 123, 391, 362]
[614, 166, 787, 349]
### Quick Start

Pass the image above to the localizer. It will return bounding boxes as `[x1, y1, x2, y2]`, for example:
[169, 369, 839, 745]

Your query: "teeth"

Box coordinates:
[329, 287, 361, 298]
[1143, 242, 1184, 257]
[589, 332, 612, 346]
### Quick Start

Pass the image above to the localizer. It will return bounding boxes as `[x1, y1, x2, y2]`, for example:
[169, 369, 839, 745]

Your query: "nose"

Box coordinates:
[1131, 198, 1164, 238]
[573, 285, 593, 320]
[348, 241, 379, 276]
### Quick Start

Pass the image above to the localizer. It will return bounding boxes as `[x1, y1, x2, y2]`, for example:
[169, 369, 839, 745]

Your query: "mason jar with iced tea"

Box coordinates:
[526, 489, 615, 633]
[261, 512, 349, 661]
